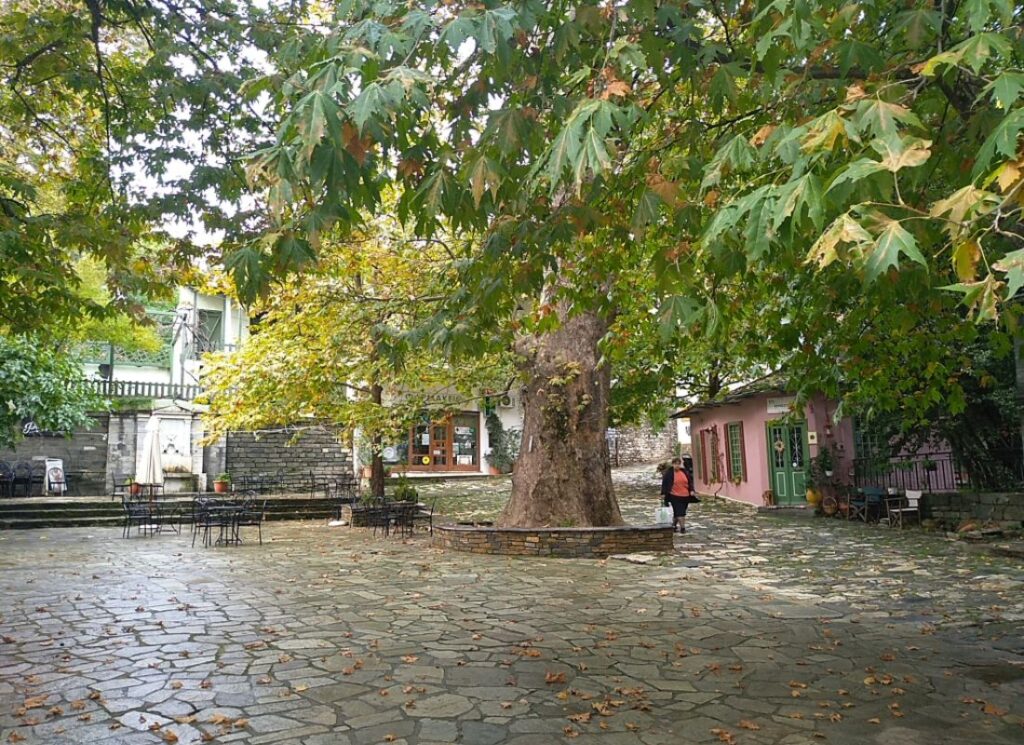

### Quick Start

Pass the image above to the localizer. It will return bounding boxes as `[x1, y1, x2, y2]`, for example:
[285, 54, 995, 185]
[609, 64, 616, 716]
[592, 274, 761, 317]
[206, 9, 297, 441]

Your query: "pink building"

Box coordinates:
[677, 383, 856, 507]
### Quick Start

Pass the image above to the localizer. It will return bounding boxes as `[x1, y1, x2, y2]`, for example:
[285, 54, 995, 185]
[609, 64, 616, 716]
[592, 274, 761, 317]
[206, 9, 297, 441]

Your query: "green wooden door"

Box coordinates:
[766, 421, 809, 504]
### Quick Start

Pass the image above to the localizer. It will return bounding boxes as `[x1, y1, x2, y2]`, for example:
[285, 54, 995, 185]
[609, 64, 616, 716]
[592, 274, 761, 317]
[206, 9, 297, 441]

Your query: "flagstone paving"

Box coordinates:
[1, 466, 1021, 744]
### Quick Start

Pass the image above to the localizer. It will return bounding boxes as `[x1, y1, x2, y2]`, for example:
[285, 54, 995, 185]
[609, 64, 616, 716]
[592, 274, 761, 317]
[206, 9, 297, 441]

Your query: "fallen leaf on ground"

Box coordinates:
[710, 728, 737, 744]
[739, 720, 761, 730]
[545, 672, 567, 684]
[568, 712, 591, 723]
[563, 726, 579, 738]
[983, 703, 1008, 716]
[23, 695, 47, 710]
[868, 717, 881, 724]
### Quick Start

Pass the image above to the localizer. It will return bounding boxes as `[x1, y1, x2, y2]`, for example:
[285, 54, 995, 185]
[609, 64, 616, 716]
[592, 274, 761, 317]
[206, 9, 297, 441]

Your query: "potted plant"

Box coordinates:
[392, 475, 419, 503]
[213, 472, 231, 494]
[127, 476, 141, 496]
[817, 446, 835, 478]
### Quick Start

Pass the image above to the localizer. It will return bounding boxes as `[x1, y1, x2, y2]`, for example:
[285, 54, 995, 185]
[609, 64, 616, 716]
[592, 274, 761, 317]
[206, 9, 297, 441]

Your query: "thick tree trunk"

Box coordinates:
[498, 309, 624, 528]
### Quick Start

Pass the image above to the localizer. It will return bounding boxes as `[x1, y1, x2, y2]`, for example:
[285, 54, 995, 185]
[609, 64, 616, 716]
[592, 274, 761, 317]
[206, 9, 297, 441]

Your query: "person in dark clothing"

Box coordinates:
[660, 457, 699, 533]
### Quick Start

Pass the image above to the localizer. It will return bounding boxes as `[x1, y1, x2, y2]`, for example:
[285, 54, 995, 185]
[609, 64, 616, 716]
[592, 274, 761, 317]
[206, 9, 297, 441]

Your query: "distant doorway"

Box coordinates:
[766, 421, 808, 505]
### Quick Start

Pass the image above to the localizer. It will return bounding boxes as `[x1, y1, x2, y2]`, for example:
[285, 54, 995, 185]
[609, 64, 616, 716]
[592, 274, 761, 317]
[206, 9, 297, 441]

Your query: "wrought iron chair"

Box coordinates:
[390, 501, 416, 538]
[329, 475, 360, 519]
[111, 472, 132, 501]
[236, 493, 266, 545]
[12, 462, 33, 497]
[0, 461, 13, 498]
[413, 497, 437, 535]
[122, 496, 155, 538]
[30, 461, 46, 495]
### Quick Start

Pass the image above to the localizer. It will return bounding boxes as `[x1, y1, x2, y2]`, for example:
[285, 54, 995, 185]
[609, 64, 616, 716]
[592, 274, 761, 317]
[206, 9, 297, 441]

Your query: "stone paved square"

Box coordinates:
[1, 469, 1022, 744]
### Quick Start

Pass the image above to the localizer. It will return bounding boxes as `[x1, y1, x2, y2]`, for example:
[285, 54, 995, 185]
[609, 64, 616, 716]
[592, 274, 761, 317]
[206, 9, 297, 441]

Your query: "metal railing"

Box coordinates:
[853, 450, 1024, 492]
[86, 379, 202, 401]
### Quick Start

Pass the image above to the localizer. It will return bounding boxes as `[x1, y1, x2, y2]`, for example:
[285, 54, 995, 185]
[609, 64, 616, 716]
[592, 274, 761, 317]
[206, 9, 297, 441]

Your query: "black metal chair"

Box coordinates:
[111, 472, 131, 501]
[193, 497, 237, 547]
[365, 500, 391, 537]
[310, 469, 332, 499]
[0, 461, 13, 498]
[328, 476, 359, 519]
[30, 461, 46, 496]
[12, 461, 32, 497]
[414, 497, 437, 535]
[122, 496, 155, 538]
[391, 501, 416, 538]
[236, 493, 266, 545]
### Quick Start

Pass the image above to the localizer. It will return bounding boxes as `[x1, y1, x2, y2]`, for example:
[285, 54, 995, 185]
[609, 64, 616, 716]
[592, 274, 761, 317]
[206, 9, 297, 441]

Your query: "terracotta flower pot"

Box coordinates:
[213, 480, 230, 494]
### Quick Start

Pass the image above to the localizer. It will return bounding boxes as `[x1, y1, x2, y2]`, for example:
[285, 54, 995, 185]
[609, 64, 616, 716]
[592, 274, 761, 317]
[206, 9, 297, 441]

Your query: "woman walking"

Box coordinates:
[660, 457, 698, 533]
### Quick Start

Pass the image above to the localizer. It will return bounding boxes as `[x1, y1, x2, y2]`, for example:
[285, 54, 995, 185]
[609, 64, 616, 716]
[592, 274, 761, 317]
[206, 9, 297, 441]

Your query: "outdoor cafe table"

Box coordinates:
[199, 502, 253, 546]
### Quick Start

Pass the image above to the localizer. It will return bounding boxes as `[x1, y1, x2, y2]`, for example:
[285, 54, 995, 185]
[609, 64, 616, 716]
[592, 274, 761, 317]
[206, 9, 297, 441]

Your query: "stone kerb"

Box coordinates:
[432, 523, 675, 558]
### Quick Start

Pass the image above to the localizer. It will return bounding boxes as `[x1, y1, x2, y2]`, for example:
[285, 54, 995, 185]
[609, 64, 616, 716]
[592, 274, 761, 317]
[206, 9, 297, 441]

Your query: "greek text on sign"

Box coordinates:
[766, 397, 796, 414]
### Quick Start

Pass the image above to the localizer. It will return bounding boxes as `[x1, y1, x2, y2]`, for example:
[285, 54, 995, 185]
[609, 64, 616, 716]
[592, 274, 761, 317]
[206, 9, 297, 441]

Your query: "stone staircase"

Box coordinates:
[0, 494, 342, 530]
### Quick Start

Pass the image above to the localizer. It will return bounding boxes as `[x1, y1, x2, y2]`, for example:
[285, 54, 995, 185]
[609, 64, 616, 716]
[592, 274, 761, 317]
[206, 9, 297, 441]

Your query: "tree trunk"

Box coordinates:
[370, 382, 385, 499]
[1015, 335, 1024, 469]
[498, 309, 624, 528]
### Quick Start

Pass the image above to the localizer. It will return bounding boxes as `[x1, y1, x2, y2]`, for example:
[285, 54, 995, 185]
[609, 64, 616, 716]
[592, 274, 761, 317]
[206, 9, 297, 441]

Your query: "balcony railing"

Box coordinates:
[86, 379, 202, 401]
[853, 450, 1024, 492]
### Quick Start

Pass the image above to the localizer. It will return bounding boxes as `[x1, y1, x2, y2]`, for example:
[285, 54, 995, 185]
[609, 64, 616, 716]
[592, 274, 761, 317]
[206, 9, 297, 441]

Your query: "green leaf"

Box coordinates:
[854, 99, 924, 139]
[273, 233, 317, 273]
[834, 39, 883, 75]
[972, 108, 1024, 178]
[864, 221, 925, 281]
[994, 248, 1024, 298]
[774, 174, 823, 231]
[953, 32, 1013, 74]
[942, 276, 1003, 320]
[657, 295, 700, 342]
[891, 8, 940, 48]
[225, 246, 269, 305]
[348, 82, 388, 133]
[986, 72, 1024, 110]
[827, 158, 887, 192]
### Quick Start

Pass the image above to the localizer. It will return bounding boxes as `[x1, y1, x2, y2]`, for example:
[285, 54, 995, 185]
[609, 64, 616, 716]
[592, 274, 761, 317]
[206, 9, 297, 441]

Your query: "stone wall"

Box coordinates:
[0, 415, 109, 495]
[226, 427, 353, 485]
[609, 421, 677, 466]
[432, 524, 674, 558]
[924, 491, 1024, 528]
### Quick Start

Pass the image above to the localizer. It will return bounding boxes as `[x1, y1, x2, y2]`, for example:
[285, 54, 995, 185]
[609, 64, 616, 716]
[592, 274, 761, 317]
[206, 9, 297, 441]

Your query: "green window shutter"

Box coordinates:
[727, 422, 745, 481]
[693, 431, 704, 484]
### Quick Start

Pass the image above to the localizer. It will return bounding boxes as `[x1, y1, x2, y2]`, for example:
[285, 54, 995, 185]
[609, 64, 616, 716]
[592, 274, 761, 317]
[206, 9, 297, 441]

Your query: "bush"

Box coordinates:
[392, 474, 418, 502]
[485, 411, 521, 474]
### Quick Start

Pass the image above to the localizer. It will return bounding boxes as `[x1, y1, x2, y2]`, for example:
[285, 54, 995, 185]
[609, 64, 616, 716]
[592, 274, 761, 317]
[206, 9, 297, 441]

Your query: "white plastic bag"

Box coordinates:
[655, 506, 673, 525]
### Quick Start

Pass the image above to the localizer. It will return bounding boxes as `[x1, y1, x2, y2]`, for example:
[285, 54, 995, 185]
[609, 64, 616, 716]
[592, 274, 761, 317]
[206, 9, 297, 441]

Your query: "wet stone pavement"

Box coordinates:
[1, 467, 1022, 745]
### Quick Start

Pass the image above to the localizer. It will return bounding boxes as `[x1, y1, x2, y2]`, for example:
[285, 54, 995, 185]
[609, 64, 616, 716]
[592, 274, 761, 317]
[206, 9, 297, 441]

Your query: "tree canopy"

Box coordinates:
[4, 0, 1023, 470]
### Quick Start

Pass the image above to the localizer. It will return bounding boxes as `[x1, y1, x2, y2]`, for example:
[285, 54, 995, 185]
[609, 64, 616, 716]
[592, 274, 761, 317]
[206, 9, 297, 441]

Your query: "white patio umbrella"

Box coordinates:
[138, 416, 165, 486]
